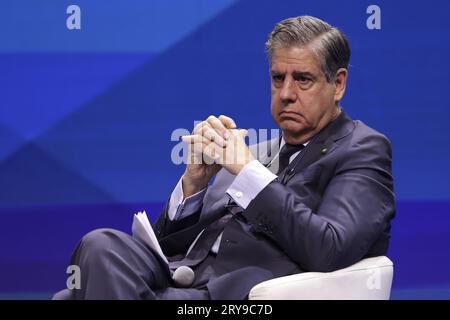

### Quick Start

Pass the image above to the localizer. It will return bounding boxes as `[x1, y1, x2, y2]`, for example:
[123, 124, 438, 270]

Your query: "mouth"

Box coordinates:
[279, 111, 303, 120]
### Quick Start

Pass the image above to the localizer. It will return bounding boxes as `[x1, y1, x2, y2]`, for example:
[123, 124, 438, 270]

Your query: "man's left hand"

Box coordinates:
[217, 128, 255, 175]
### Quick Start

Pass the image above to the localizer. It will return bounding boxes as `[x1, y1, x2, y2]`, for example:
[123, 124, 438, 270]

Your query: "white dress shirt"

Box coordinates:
[167, 137, 307, 254]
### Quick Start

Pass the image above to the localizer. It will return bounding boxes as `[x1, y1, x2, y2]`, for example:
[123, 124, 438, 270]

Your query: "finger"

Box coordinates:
[228, 128, 248, 138]
[204, 142, 224, 163]
[185, 136, 214, 165]
[192, 121, 210, 135]
[182, 134, 224, 163]
[203, 143, 220, 163]
[206, 115, 229, 140]
[182, 134, 224, 149]
[183, 134, 207, 164]
[200, 127, 227, 147]
[218, 115, 237, 129]
[181, 134, 205, 144]
[239, 129, 248, 137]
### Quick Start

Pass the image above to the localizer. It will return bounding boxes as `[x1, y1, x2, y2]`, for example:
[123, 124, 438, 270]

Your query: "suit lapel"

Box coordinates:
[283, 110, 355, 183]
[255, 137, 280, 168]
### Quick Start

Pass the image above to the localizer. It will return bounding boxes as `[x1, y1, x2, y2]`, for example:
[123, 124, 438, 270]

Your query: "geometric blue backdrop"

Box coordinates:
[1, 0, 449, 299]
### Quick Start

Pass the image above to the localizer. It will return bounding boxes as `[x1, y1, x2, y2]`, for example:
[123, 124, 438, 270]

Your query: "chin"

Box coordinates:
[279, 121, 311, 141]
[279, 120, 305, 133]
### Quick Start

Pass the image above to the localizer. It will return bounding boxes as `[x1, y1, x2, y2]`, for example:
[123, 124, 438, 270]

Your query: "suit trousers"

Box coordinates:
[52, 228, 213, 300]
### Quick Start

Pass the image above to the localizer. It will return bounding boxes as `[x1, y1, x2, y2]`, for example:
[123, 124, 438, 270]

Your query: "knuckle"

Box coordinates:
[193, 122, 204, 133]
[200, 126, 210, 135]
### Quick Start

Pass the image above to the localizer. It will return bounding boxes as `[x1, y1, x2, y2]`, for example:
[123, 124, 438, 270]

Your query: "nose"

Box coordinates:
[279, 77, 297, 104]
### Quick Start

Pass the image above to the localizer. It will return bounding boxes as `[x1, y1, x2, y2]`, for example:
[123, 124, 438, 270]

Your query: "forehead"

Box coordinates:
[270, 46, 321, 74]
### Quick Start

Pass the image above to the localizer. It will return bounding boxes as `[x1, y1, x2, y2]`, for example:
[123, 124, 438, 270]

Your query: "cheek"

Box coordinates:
[270, 94, 281, 115]
[270, 104, 279, 125]
[301, 89, 333, 119]
[294, 98, 321, 127]
[319, 84, 336, 105]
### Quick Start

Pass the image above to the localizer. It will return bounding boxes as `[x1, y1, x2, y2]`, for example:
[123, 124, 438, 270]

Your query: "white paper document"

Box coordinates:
[132, 211, 169, 265]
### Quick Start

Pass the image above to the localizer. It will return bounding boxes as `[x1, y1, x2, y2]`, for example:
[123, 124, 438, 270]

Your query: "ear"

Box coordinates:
[333, 68, 348, 103]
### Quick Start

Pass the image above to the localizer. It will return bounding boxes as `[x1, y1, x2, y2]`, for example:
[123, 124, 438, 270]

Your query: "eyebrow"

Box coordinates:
[294, 71, 314, 79]
[270, 70, 315, 78]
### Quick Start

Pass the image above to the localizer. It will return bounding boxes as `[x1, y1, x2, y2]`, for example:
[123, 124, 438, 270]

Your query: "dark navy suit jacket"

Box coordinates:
[153, 111, 396, 299]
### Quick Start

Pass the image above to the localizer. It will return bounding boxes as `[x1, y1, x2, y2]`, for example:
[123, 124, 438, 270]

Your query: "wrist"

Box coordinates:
[182, 173, 208, 198]
[227, 154, 255, 175]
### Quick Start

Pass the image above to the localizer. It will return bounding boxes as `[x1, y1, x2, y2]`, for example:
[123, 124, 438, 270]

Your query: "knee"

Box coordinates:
[78, 228, 124, 260]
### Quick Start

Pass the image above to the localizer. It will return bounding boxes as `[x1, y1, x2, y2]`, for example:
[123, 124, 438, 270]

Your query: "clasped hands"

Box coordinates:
[181, 115, 255, 197]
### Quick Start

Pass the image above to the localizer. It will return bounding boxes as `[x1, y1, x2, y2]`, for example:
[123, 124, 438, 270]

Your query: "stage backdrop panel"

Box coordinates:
[0, 0, 449, 299]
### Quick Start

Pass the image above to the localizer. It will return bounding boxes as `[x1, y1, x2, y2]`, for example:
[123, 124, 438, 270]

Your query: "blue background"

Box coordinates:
[0, 0, 449, 299]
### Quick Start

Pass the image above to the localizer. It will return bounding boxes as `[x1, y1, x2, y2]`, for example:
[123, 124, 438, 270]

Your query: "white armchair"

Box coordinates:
[248, 256, 393, 300]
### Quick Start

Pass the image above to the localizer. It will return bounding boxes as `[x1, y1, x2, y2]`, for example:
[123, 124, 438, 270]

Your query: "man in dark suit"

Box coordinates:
[54, 15, 395, 300]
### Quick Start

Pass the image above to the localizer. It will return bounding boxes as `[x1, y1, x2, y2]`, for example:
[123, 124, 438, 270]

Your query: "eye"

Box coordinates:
[296, 75, 311, 83]
[294, 74, 313, 89]
[272, 74, 284, 83]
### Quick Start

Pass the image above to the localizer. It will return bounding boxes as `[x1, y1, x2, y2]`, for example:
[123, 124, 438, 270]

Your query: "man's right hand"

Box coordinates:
[181, 115, 237, 198]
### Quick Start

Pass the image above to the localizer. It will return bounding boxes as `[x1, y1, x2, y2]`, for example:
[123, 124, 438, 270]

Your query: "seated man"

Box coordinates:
[54, 15, 395, 300]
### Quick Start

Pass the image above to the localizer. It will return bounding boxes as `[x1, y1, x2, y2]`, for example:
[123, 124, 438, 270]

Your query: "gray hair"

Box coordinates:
[265, 16, 350, 82]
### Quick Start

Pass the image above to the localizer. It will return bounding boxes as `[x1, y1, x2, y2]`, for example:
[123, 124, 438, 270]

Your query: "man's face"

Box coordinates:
[270, 45, 344, 143]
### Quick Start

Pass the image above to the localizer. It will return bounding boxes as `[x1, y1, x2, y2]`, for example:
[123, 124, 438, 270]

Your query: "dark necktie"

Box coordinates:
[276, 143, 305, 175]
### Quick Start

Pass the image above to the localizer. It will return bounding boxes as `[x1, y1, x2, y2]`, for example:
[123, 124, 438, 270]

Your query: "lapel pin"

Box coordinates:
[321, 147, 328, 155]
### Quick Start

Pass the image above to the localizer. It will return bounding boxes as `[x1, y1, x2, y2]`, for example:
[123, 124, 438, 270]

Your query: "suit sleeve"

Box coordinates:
[153, 180, 207, 240]
[168, 177, 207, 221]
[244, 133, 395, 272]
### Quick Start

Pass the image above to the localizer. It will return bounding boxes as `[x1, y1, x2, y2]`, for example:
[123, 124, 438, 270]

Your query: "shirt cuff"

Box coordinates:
[168, 177, 207, 221]
[226, 160, 277, 209]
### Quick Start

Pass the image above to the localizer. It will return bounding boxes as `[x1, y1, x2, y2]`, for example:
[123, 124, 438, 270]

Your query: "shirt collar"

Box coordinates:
[279, 136, 310, 149]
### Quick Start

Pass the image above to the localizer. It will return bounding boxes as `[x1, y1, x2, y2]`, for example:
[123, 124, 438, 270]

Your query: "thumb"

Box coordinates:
[239, 129, 248, 137]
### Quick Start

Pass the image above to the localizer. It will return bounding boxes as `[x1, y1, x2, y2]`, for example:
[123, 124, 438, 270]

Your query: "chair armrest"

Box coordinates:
[248, 256, 393, 300]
